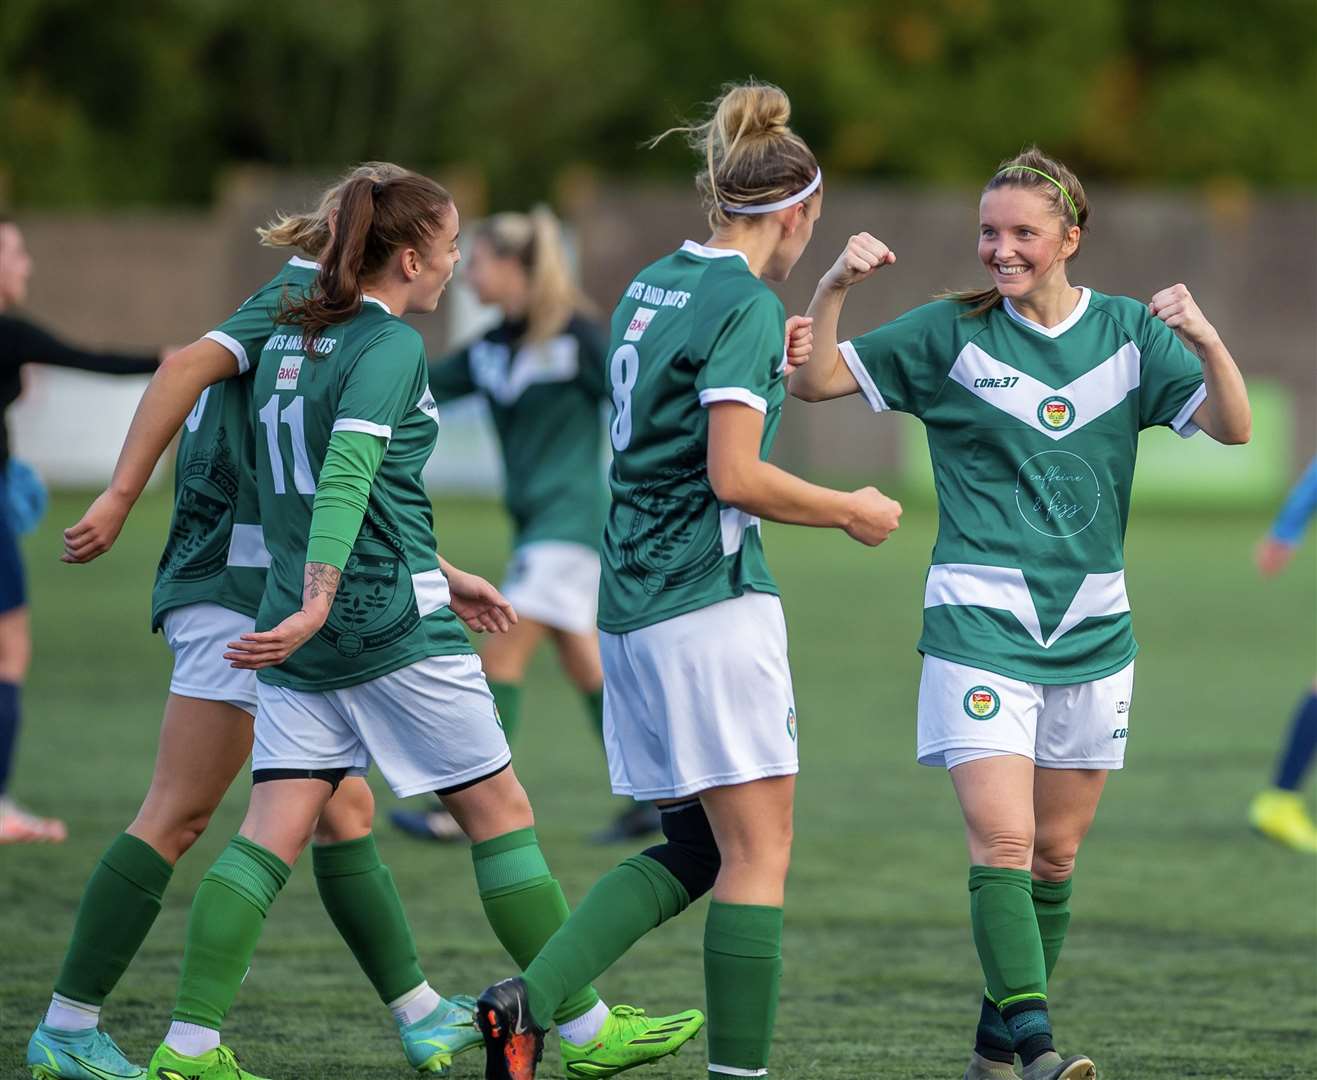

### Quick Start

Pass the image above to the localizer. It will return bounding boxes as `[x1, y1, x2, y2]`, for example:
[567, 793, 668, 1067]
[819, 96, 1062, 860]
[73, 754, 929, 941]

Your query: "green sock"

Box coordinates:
[521, 854, 688, 1030]
[313, 833, 424, 1005]
[704, 901, 783, 1074]
[172, 836, 290, 1029]
[968, 866, 1047, 1007]
[970, 866, 1053, 1063]
[470, 827, 602, 1026]
[53, 832, 173, 1006]
[1032, 876, 1072, 981]
[489, 681, 522, 744]
[582, 687, 604, 745]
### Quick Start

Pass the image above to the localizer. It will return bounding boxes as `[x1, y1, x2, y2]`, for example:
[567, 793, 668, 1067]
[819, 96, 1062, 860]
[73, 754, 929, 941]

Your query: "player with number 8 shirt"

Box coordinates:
[790, 146, 1251, 1080]
[474, 81, 902, 1080]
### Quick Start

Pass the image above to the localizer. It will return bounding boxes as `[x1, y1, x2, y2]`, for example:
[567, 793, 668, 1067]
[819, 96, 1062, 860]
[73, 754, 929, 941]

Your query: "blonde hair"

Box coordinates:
[652, 80, 818, 230]
[476, 206, 595, 343]
[256, 161, 409, 257]
[940, 145, 1091, 318]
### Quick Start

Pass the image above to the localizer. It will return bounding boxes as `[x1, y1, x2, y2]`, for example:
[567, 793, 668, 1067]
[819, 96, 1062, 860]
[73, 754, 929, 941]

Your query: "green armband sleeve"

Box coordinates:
[305, 430, 387, 569]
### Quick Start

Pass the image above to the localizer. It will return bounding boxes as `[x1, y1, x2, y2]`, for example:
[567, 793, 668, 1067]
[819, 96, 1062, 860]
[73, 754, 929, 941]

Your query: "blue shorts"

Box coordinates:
[0, 476, 28, 615]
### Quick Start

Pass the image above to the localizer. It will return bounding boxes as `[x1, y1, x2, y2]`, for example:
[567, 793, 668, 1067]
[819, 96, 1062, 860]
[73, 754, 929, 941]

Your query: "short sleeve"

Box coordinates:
[838, 300, 958, 418]
[427, 346, 476, 404]
[1136, 306, 1206, 436]
[335, 325, 428, 440]
[205, 286, 284, 375]
[693, 286, 785, 415]
[571, 317, 609, 400]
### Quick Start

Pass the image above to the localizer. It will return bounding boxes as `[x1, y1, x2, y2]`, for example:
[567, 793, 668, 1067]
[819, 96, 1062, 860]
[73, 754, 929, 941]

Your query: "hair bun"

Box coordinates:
[715, 81, 792, 142]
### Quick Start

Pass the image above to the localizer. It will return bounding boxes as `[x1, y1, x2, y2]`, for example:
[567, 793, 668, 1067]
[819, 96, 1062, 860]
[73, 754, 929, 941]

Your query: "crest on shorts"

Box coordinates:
[963, 686, 1000, 721]
[786, 707, 797, 742]
[1037, 395, 1075, 431]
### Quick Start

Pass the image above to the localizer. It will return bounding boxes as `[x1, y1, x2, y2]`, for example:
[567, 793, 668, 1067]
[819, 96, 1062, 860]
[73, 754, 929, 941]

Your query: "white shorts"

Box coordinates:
[500, 541, 600, 636]
[600, 591, 799, 800]
[917, 655, 1134, 770]
[161, 602, 259, 714]
[252, 654, 511, 798]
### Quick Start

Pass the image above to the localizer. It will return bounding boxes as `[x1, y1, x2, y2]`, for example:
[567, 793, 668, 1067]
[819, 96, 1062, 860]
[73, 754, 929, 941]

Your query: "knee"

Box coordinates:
[129, 807, 213, 862]
[1032, 844, 1078, 882]
[314, 779, 375, 844]
[642, 800, 722, 902]
[975, 828, 1034, 870]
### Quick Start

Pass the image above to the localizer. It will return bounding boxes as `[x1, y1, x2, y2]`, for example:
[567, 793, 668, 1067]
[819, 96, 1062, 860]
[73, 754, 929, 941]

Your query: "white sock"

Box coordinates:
[557, 998, 610, 1046]
[388, 981, 442, 1027]
[164, 1021, 221, 1058]
[44, 993, 100, 1032]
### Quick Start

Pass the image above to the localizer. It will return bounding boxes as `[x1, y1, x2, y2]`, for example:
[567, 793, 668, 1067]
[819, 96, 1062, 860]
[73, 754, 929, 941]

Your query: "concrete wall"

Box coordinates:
[10, 174, 1314, 489]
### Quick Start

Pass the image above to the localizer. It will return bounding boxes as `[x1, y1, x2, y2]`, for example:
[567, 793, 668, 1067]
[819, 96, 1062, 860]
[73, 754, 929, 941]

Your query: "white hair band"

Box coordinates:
[721, 169, 822, 215]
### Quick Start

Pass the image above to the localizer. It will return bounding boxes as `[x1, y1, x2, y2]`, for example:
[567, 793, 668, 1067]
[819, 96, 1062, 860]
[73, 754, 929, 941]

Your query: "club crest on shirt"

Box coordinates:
[963, 686, 1000, 721]
[1037, 395, 1076, 431]
[786, 707, 797, 741]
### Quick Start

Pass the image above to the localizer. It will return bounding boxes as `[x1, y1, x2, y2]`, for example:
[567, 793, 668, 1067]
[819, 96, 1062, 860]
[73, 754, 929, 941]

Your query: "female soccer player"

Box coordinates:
[474, 81, 902, 1080]
[789, 147, 1251, 1080]
[391, 206, 660, 844]
[72, 168, 699, 1080]
[0, 214, 163, 845]
[33, 166, 487, 1080]
[1249, 455, 1317, 853]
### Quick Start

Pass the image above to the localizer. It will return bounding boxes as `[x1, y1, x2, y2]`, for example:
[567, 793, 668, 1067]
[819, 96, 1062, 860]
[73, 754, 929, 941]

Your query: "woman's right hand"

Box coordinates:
[62, 489, 133, 563]
[820, 233, 896, 292]
[843, 486, 903, 546]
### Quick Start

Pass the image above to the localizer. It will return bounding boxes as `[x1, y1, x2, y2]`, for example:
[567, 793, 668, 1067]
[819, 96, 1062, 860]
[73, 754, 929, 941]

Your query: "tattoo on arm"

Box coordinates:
[304, 562, 342, 608]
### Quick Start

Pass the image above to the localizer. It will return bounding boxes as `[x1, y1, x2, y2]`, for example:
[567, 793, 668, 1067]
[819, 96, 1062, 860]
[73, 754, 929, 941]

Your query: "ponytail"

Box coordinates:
[279, 169, 452, 350]
[256, 161, 409, 258]
[651, 79, 819, 230]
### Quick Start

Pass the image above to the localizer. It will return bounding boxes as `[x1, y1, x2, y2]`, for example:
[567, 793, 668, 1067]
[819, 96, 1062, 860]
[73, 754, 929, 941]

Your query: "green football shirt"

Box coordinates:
[252, 296, 470, 692]
[597, 240, 788, 634]
[841, 288, 1206, 683]
[151, 257, 318, 630]
[428, 314, 608, 550]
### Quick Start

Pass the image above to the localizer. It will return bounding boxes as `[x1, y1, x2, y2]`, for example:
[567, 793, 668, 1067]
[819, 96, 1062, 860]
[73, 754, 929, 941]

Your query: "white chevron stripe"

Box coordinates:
[924, 563, 1129, 648]
[948, 341, 1141, 440]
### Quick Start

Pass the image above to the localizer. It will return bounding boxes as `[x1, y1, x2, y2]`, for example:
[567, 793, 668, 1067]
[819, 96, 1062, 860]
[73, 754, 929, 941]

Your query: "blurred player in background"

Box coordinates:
[474, 81, 901, 1080]
[0, 214, 162, 846]
[1249, 455, 1317, 853]
[33, 166, 490, 1080]
[390, 206, 660, 844]
[790, 147, 1250, 1080]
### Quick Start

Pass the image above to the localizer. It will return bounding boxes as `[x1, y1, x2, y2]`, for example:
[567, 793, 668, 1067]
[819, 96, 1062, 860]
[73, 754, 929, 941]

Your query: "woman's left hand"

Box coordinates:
[783, 315, 813, 377]
[446, 566, 517, 634]
[225, 609, 326, 669]
[1149, 283, 1219, 353]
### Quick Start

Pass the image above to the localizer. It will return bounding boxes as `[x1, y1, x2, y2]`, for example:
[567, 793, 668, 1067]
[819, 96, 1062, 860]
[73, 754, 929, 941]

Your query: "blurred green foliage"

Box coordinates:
[2, 0, 1314, 208]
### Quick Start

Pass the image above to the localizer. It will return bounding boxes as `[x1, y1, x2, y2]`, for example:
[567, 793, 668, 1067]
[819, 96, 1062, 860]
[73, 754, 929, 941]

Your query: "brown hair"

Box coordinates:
[256, 161, 409, 257]
[940, 145, 1090, 318]
[476, 206, 596, 343]
[279, 169, 453, 349]
[653, 80, 819, 229]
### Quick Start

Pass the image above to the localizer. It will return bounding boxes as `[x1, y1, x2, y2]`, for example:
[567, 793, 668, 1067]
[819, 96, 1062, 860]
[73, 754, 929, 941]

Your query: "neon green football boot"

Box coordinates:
[146, 1043, 270, 1080]
[559, 1005, 705, 1078]
[1249, 788, 1317, 853]
[399, 994, 482, 1073]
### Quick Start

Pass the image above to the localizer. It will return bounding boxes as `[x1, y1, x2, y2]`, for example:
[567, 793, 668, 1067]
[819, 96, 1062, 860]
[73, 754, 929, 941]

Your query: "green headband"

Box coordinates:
[993, 165, 1080, 224]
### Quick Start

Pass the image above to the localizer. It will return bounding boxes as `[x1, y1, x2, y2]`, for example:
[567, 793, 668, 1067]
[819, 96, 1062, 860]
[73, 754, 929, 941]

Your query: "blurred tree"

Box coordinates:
[0, 0, 1312, 208]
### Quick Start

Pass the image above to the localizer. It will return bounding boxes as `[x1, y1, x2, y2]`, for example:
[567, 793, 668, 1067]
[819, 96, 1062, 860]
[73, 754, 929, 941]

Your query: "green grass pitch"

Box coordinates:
[2, 491, 1314, 1078]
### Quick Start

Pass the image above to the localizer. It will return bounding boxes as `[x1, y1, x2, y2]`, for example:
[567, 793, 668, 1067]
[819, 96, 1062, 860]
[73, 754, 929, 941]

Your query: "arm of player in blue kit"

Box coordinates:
[1271, 457, 1317, 546]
